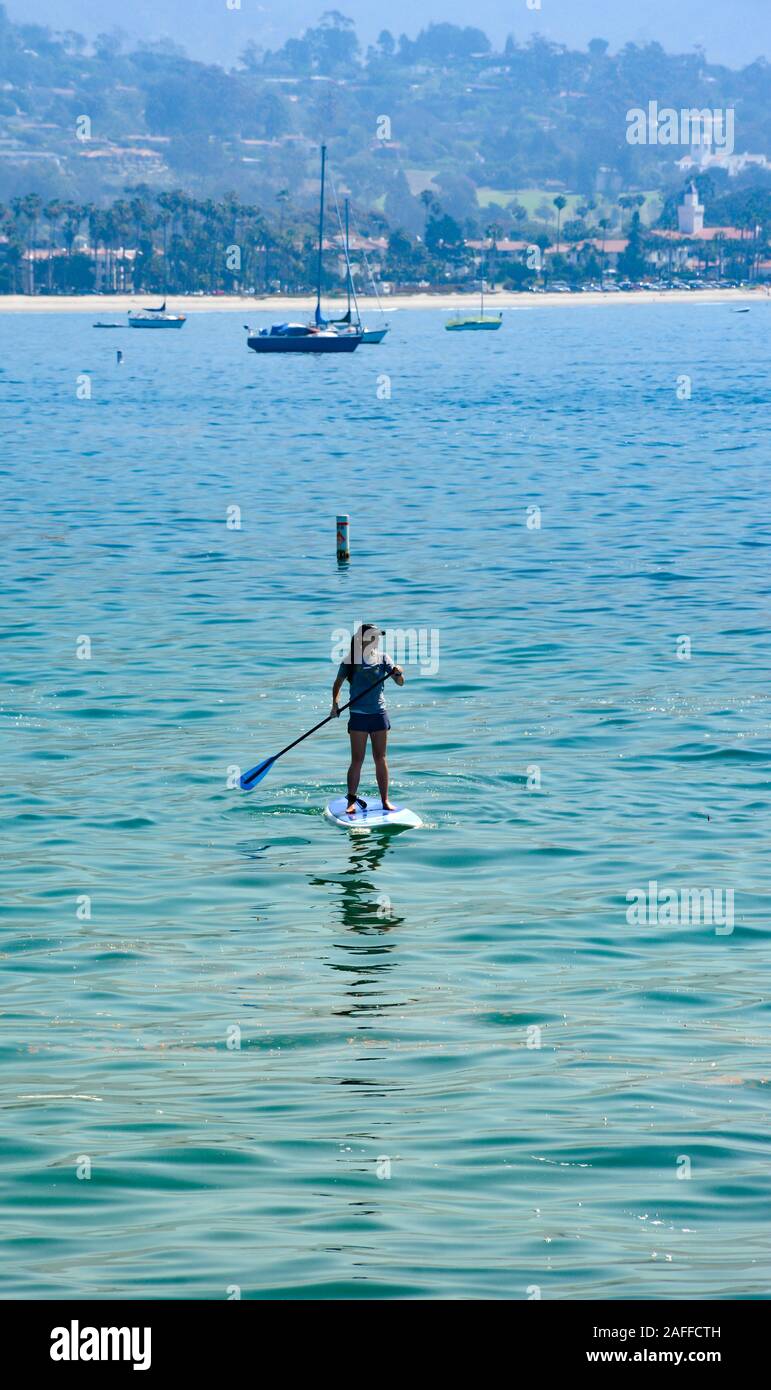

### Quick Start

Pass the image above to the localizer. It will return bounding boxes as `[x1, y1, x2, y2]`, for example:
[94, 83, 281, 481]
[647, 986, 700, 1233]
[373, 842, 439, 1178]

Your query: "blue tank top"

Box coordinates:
[337, 654, 395, 714]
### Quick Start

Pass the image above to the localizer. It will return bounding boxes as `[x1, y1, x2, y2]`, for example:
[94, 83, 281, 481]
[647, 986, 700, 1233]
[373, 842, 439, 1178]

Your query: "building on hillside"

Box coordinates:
[677, 149, 771, 178]
[326, 231, 388, 280]
[565, 239, 629, 272]
[77, 144, 167, 179]
[649, 226, 750, 274]
[465, 238, 531, 271]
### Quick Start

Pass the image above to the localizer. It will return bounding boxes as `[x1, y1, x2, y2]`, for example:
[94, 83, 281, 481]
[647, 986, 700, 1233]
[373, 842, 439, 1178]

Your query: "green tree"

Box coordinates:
[553, 194, 567, 252]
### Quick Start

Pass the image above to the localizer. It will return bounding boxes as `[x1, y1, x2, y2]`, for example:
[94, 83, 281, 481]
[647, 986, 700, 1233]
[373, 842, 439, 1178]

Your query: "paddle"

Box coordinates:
[239, 669, 396, 792]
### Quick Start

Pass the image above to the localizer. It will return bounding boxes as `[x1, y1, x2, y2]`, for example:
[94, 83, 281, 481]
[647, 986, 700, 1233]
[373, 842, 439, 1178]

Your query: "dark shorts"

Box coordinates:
[348, 711, 391, 734]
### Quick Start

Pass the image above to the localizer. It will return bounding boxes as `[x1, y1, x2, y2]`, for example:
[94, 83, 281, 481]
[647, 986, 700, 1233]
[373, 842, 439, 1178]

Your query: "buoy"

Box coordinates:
[336, 513, 349, 561]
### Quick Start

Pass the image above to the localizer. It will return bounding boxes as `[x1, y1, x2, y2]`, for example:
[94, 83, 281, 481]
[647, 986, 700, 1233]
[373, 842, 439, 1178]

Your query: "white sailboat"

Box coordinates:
[128, 300, 186, 328]
[330, 195, 390, 344]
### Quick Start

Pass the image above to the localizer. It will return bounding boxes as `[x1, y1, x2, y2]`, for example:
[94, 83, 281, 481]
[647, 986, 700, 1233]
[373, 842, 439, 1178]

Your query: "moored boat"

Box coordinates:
[128, 301, 186, 328]
[445, 281, 502, 331]
[246, 323, 359, 353]
[247, 146, 362, 355]
[330, 197, 390, 345]
[360, 325, 389, 343]
[445, 315, 502, 330]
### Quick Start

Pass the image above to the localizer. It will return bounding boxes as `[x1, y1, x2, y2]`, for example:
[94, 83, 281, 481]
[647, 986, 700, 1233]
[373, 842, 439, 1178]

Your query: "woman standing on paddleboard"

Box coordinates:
[332, 624, 405, 816]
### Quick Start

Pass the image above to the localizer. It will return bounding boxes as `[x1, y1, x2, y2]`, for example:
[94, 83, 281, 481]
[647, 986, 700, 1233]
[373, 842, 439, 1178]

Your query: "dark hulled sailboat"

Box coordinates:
[247, 147, 362, 354]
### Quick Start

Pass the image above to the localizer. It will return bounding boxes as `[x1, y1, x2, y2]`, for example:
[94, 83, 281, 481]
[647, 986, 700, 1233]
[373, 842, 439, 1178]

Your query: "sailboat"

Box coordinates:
[445, 280, 502, 331]
[330, 198, 390, 345]
[128, 300, 186, 328]
[247, 146, 362, 354]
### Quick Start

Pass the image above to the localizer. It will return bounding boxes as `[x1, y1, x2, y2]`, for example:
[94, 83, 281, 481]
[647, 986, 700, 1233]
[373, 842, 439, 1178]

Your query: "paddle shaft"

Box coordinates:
[271, 669, 396, 764]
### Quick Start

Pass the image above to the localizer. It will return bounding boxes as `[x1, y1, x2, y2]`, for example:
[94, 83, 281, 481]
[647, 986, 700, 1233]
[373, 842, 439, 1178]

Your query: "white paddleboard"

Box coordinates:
[324, 796, 422, 833]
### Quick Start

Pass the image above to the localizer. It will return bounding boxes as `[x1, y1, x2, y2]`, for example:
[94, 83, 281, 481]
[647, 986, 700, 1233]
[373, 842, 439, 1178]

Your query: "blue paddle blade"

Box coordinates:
[240, 757, 275, 791]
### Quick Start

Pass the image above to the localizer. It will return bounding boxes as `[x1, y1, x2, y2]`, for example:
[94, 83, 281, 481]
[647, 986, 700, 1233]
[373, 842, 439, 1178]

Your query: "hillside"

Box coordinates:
[1, 7, 769, 234]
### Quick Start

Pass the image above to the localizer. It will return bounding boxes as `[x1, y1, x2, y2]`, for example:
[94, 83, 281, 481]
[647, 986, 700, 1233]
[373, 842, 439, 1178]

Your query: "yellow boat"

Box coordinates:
[445, 281, 502, 330]
[445, 314, 502, 330]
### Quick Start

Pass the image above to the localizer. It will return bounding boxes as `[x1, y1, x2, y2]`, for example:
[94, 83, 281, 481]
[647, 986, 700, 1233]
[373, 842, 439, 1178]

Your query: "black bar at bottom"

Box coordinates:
[0, 1297, 763, 1377]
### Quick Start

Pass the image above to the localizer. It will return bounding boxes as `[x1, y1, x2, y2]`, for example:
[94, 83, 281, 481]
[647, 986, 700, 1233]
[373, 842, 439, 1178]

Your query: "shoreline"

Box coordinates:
[0, 288, 766, 313]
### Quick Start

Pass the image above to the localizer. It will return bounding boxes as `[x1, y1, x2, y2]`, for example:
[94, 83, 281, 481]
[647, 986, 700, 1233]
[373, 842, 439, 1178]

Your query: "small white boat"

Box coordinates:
[128, 301, 186, 329]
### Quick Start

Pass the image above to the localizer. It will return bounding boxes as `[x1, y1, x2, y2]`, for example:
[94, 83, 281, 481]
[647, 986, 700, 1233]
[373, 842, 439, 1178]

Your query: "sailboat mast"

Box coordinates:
[345, 198, 351, 319]
[315, 144, 326, 326]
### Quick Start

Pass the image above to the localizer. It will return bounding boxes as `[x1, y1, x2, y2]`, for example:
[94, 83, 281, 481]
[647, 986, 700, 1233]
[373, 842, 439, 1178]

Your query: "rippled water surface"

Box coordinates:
[1, 305, 770, 1299]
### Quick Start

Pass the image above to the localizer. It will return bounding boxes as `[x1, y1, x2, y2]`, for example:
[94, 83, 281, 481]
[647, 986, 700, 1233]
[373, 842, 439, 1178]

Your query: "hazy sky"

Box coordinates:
[9, 0, 771, 69]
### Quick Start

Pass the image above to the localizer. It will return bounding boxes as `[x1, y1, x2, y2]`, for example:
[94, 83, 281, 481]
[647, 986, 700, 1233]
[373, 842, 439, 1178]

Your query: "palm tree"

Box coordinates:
[276, 188, 290, 236]
[221, 190, 242, 292]
[157, 192, 177, 291]
[25, 194, 42, 290]
[59, 202, 83, 291]
[11, 194, 42, 293]
[128, 195, 152, 288]
[0, 203, 22, 291]
[111, 200, 134, 291]
[80, 203, 96, 284]
[43, 200, 64, 290]
[419, 189, 440, 237]
[553, 195, 567, 254]
[598, 217, 611, 285]
[90, 209, 107, 291]
[617, 194, 633, 230]
[195, 198, 220, 291]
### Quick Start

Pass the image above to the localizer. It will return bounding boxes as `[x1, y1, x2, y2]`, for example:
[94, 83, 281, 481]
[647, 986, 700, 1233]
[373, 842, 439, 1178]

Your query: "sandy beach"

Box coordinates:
[0, 288, 766, 313]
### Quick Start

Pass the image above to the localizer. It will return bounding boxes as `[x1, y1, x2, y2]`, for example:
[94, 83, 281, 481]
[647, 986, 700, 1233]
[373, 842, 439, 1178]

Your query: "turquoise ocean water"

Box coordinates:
[1, 305, 770, 1299]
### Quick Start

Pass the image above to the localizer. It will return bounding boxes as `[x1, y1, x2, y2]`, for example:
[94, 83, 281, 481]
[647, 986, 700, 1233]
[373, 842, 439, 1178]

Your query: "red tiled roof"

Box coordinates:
[571, 239, 629, 253]
[466, 238, 530, 252]
[656, 227, 747, 241]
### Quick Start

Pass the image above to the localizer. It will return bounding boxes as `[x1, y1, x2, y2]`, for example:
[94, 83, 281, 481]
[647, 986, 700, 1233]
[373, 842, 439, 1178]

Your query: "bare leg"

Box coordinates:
[347, 730, 367, 813]
[370, 729, 393, 810]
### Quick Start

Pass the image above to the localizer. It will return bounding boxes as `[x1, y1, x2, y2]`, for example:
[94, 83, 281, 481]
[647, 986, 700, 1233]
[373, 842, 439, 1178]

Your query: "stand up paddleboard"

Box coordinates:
[324, 797, 422, 833]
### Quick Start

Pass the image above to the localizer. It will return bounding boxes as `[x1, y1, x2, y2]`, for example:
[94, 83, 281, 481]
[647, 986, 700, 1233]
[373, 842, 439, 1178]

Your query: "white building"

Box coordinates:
[677, 149, 771, 178]
[678, 183, 704, 234]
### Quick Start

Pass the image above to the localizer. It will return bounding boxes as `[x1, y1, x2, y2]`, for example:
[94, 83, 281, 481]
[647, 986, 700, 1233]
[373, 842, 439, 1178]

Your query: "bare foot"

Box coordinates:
[382, 800, 395, 811]
[346, 802, 358, 815]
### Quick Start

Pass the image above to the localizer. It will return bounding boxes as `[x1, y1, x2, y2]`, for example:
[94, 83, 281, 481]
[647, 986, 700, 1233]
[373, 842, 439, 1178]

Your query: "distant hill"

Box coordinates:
[5, 0, 771, 69]
[0, 7, 769, 227]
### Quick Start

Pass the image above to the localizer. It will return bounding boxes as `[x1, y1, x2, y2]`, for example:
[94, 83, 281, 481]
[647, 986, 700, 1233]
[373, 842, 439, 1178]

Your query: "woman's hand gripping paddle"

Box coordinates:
[239, 669, 395, 792]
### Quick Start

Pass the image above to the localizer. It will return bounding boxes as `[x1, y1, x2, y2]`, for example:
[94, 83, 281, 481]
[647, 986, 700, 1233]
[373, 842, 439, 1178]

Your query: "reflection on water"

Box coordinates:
[309, 828, 405, 928]
[310, 834, 407, 934]
[312, 838, 404, 1031]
